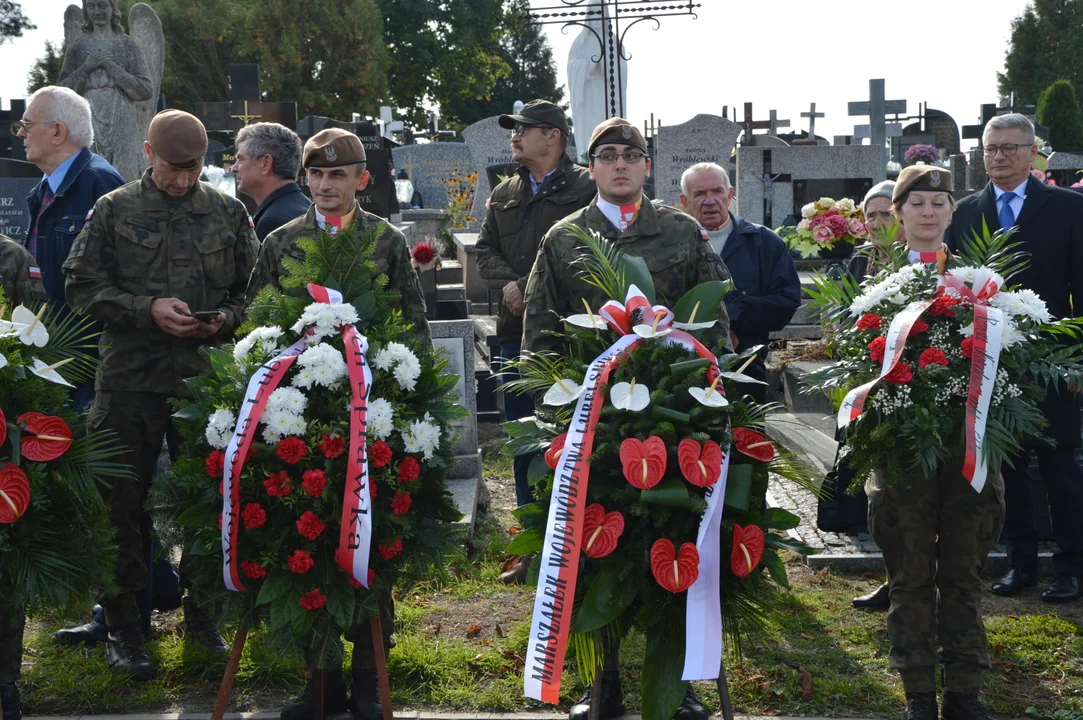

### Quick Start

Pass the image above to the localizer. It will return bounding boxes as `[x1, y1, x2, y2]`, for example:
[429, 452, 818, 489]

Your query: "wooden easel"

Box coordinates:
[212, 605, 394, 720]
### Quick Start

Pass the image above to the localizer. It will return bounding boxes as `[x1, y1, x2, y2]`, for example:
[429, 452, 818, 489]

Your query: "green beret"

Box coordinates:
[893, 165, 953, 203]
[303, 128, 367, 169]
[147, 110, 208, 169]
[587, 117, 648, 157]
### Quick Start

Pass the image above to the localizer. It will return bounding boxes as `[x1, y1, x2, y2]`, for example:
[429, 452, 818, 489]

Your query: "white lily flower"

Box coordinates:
[610, 379, 650, 411]
[688, 386, 729, 408]
[12, 305, 48, 347]
[543, 378, 585, 406]
[30, 357, 74, 387]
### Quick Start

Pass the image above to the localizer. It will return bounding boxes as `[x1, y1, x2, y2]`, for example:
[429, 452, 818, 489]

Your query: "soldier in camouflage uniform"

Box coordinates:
[246, 128, 428, 338]
[63, 110, 257, 681]
[865, 166, 1005, 720]
[523, 118, 729, 720]
[0, 234, 46, 307]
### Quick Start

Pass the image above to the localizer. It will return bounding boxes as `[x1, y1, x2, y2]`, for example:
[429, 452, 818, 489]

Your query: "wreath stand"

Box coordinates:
[211, 604, 395, 720]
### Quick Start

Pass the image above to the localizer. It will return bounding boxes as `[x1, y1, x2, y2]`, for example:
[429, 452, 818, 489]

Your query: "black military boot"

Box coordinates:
[1, 683, 21, 720]
[568, 670, 625, 720]
[182, 599, 228, 655]
[674, 686, 708, 720]
[104, 624, 156, 681]
[350, 667, 384, 720]
[901, 692, 938, 720]
[941, 691, 992, 720]
[53, 604, 108, 645]
[280, 668, 350, 720]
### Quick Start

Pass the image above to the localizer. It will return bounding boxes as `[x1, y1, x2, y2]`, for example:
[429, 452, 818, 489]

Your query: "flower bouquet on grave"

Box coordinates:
[778, 197, 868, 258]
[0, 296, 129, 611]
[151, 222, 468, 668]
[904, 143, 940, 165]
[804, 229, 1083, 491]
[502, 227, 818, 720]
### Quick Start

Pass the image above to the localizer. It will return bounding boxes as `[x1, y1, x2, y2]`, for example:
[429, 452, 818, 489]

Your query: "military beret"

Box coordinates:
[303, 128, 366, 169]
[498, 99, 570, 136]
[892, 165, 953, 204]
[147, 110, 208, 169]
[587, 117, 648, 157]
[862, 180, 896, 214]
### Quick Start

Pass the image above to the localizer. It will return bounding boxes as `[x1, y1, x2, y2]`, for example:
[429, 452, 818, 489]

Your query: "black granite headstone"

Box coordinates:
[0, 159, 42, 241]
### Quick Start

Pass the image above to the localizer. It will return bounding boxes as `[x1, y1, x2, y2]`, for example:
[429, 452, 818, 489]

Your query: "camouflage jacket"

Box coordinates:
[246, 202, 430, 338]
[0, 233, 46, 307]
[523, 198, 732, 357]
[63, 170, 258, 396]
[475, 155, 595, 343]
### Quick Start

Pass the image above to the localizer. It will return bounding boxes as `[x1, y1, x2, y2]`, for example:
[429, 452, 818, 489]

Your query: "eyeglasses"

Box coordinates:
[591, 151, 646, 164]
[10, 119, 57, 136]
[512, 123, 555, 136]
[981, 143, 1033, 157]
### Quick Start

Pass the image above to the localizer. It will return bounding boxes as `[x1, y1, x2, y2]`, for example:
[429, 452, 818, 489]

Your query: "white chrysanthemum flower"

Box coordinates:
[393, 353, 422, 390]
[291, 302, 359, 342]
[403, 416, 442, 460]
[368, 398, 394, 440]
[204, 408, 237, 449]
[291, 367, 316, 390]
[373, 342, 412, 371]
[850, 264, 927, 315]
[233, 326, 285, 362]
[293, 342, 347, 388]
[262, 408, 301, 443]
[991, 289, 1052, 325]
[266, 386, 308, 416]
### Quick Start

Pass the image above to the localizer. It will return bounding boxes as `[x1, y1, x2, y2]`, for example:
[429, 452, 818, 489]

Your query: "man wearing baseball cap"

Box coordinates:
[246, 127, 428, 338]
[63, 109, 259, 679]
[522, 117, 731, 720]
[477, 101, 595, 579]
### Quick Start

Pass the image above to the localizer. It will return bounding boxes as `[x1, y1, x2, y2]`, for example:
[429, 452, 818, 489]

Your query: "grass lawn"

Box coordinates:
[16, 445, 1083, 718]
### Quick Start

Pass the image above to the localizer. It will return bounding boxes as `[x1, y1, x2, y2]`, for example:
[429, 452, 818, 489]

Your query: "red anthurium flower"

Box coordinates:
[677, 439, 723, 487]
[0, 407, 6, 448]
[0, 462, 31, 523]
[619, 436, 667, 489]
[582, 504, 624, 558]
[733, 428, 775, 463]
[650, 539, 700, 593]
[17, 412, 73, 462]
[544, 433, 568, 470]
[730, 524, 766, 579]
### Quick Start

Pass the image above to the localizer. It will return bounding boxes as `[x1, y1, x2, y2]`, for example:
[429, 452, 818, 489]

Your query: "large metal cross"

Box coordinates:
[525, 0, 701, 118]
[849, 79, 907, 181]
[801, 102, 825, 139]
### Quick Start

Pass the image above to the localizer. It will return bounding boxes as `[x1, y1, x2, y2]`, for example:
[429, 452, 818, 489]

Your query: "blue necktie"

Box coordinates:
[998, 191, 1017, 230]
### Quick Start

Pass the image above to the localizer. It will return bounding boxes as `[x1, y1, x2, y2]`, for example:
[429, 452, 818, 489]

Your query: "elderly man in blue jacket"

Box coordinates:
[680, 162, 800, 402]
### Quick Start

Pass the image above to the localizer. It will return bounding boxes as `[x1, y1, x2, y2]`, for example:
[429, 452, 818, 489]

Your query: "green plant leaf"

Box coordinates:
[640, 478, 690, 507]
[325, 580, 355, 632]
[257, 572, 292, 607]
[619, 254, 656, 304]
[760, 507, 801, 531]
[641, 620, 687, 720]
[506, 528, 543, 556]
[571, 565, 638, 633]
[724, 464, 753, 511]
[671, 281, 731, 324]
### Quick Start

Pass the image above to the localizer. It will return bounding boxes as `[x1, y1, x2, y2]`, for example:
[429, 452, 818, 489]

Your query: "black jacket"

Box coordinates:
[252, 182, 311, 241]
[945, 176, 1083, 449]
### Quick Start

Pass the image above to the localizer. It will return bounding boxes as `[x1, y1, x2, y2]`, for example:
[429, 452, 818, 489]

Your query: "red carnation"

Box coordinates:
[320, 433, 346, 459]
[868, 336, 887, 363]
[246, 445, 258, 462]
[856, 313, 882, 331]
[276, 437, 308, 464]
[369, 480, 379, 500]
[391, 491, 412, 516]
[378, 536, 403, 561]
[241, 561, 267, 580]
[264, 471, 292, 497]
[412, 241, 436, 265]
[370, 440, 392, 468]
[884, 362, 913, 385]
[350, 568, 377, 589]
[242, 502, 267, 530]
[929, 295, 959, 317]
[397, 456, 420, 483]
[299, 588, 327, 611]
[961, 336, 974, 358]
[918, 348, 949, 369]
[301, 469, 327, 497]
[206, 450, 225, 478]
[296, 511, 326, 540]
[287, 549, 315, 574]
[909, 318, 929, 337]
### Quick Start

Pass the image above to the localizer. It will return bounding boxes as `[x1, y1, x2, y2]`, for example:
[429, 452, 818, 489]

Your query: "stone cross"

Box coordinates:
[961, 103, 998, 140]
[768, 110, 790, 136]
[998, 91, 1036, 115]
[740, 102, 771, 139]
[848, 78, 907, 181]
[196, 64, 298, 134]
[801, 102, 825, 138]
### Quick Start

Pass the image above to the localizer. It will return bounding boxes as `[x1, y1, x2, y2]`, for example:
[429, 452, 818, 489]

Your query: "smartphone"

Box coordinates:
[192, 310, 222, 321]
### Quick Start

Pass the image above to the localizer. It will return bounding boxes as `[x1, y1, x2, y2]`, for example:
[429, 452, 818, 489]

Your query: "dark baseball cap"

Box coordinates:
[498, 99, 570, 135]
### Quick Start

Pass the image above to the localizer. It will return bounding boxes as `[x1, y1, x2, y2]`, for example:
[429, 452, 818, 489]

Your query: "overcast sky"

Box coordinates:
[1, 0, 1032, 150]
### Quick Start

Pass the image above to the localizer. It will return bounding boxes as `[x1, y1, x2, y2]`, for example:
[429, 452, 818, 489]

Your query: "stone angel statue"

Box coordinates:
[59, 0, 164, 181]
[567, 0, 627, 160]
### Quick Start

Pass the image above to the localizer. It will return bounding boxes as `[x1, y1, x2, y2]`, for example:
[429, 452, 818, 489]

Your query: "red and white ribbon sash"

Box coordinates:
[220, 283, 375, 591]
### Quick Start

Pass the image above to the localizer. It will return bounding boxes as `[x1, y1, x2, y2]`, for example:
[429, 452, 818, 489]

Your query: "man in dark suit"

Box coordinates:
[946, 113, 1083, 603]
[233, 122, 310, 241]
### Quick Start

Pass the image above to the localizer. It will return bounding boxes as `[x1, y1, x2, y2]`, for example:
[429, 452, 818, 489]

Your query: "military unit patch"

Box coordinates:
[28, 266, 42, 280]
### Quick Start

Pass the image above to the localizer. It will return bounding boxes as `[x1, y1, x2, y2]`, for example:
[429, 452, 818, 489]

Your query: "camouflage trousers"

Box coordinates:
[0, 588, 24, 684]
[867, 456, 1005, 694]
[87, 390, 174, 629]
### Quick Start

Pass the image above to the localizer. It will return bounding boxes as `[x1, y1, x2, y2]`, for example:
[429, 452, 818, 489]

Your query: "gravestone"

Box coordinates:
[296, 116, 396, 219]
[848, 79, 907, 182]
[431, 319, 483, 528]
[1048, 152, 1083, 187]
[653, 114, 743, 205]
[735, 145, 881, 227]
[948, 155, 969, 199]
[0, 99, 27, 161]
[0, 159, 42, 242]
[392, 142, 473, 209]
[463, 116, 515, 221]
[195, 64, 298, 134]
